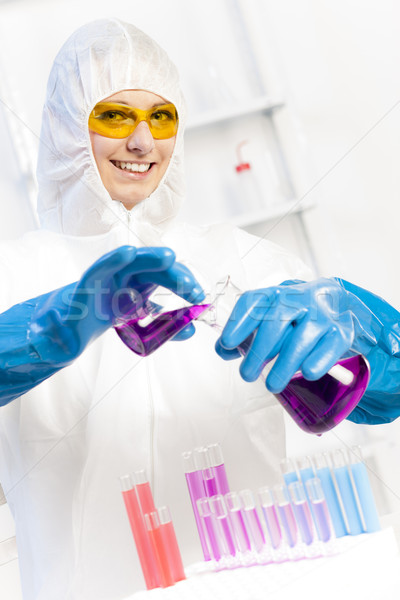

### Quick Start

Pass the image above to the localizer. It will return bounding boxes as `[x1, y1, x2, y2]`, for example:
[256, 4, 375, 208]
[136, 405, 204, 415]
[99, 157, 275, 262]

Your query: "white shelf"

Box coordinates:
[228, 197, 314, 228]
[185, 96, 284, 131]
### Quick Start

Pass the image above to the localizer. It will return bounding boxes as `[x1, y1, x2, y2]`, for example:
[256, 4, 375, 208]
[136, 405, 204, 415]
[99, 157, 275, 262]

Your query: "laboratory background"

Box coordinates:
[1, 0, 400, 596]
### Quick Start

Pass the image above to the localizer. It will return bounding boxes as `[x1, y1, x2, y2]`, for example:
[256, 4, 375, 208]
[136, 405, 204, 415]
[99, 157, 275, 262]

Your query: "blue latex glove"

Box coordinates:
[216, 277, 400, 424]
[0, 246, 204, 407]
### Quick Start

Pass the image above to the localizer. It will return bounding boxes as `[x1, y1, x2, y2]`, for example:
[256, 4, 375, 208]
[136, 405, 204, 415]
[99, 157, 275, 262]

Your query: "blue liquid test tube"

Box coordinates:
[280, 457, 299, 486]
[274, 485, 298, 547]
[224, 492, 252, 553]
[331, 449, 363, 535]
[239, 489, 266, 553]
[298, 456, 316, 489]
[348, 446, 381, 533]
[258, 487, 282, 549]
[210, 495, 236, 556]
[288, 481, 314, 545]
[313, 453, 348, 537]
[306, 477, 332, 542]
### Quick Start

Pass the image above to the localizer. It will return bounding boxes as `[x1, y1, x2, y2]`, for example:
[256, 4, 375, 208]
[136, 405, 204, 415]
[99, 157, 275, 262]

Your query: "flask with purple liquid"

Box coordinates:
[113, 276, 370, 435]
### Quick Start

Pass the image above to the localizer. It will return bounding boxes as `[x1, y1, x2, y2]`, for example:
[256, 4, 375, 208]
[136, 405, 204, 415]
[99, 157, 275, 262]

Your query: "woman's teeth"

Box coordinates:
[114, 161, 151, 172]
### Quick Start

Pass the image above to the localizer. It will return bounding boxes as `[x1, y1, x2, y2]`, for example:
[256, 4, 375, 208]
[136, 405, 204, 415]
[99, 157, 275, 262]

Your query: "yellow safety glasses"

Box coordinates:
[88, 102, 178, 139]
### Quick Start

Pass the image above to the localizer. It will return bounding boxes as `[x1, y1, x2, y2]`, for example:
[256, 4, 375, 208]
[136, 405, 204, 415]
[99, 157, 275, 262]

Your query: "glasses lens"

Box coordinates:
[148, 104, 178, 139]
[89, 102, 178, 139]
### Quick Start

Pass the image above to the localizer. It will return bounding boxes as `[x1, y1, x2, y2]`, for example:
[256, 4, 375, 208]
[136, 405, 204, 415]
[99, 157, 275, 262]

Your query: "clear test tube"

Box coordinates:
[209, 495, 236, 556]
[288, 481, 314, 545]
[331, 449, 363, 535]
[239, 489, 266, 553]
[298, 456, 316, 488]
[197, 497, 226, 562]
[258, 487, 282, 549]
[348, 446, 380, 533]
[274, 484, 298, 548]
[145, 511, 174, 588]
[280, 458, 299, 486]
[313, 453, 347, 537]
[133, 469, 156, 516]
[305, 478, 332, 542]
[120, 474, 160, 590]
[194, 447, 218, 497]
[182, 451, 210, 561]
[157, 507, 186, 584]
[207, 443, 231, 495]
[224, 492, 252, 553]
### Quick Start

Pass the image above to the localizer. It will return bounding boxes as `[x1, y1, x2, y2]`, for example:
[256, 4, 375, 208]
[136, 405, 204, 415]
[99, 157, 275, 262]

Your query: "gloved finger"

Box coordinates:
[79, 246, 138, 289]
[171, 322, 196, 341]
[134, 262, 205, 304]
[219, 289, 276, 350]
[262, 318, 329, 392]
[301, 326, 354, 381]
[238, 302, 308, 382]
[113, 246, 176, 287]
[215, 339, 241, 360]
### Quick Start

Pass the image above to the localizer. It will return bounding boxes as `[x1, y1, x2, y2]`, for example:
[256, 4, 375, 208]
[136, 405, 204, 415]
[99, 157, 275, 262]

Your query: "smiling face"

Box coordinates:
[89, 89, 177, 210]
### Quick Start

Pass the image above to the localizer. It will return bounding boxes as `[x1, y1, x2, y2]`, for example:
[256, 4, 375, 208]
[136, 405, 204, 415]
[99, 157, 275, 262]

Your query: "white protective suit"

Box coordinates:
[0, 19, 311, 600]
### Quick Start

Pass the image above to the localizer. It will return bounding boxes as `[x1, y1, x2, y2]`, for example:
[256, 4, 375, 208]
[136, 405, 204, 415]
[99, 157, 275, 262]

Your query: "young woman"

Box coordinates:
[0, 18, 399, 600]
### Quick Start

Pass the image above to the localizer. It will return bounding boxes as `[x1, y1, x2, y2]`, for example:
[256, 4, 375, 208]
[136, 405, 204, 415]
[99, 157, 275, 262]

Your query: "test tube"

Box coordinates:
[157, 506, 186, 583]
[313, 453, 347, 537]
[306, 478, 332, 542]
[331, 449, 363, 535]
[274, 484, 298, 547]
[120, 474, 160, 590]
[197, 497, 226, 561]
[348, 446, 380, 533]
[224, 492, 252, 553]
[195, 447, 218, 497]
[145, 510, 175, 588]
[182, 451, 210, 561]
[133, 469, 156, 516]
[239, 489, 266, 553]
[258, 487, 282, 549]
[210, 495, 236, 556]
[298, 456, 316, 488]
[207, 443, 231, 495]
[280, 457, 299, 486]
[288, 481, 314, 545]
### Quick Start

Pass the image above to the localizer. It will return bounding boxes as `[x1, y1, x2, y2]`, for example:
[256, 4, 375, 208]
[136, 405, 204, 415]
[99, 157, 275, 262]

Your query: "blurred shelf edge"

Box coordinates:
[229, 197, 315, 229]
[185, 96, 285, 131]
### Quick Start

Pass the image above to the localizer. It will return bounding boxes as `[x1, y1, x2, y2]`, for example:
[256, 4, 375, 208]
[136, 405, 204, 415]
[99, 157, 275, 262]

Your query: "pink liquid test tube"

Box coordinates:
[120, 474, 160, 590]
[258, 487, 282, 549]
[182, 451, 210, 561]
[239, 489, 266, 553]
[224, 492, 252, 553]
[210, 495, 236, 556]
[157, 506, 186, 583]
[133, 469, 156, 515]
[288, 481, 314, 545]
[145, 510, 175, 588]
[305, 478, 332, 542]
[207, 443, 231, 495]
[197, 497, 226, 561]
[274, 485, 298, 548]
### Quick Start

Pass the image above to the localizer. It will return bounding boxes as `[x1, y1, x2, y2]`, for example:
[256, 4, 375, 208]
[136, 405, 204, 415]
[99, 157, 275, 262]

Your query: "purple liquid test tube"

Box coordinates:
[258, 487, 282, 549]
[288, 481, 314, 545]
[182, 451, 210, 561]
[195, 447, 218, 497]
[274, 485, 298, 548]
[224, 492, 252, 553]
[306, 478, 332, 542]
[239, 489, 266, 553]
[197, 497, 226, 561]
[210, 495, 236, 556]
[207, 443, 231, 495]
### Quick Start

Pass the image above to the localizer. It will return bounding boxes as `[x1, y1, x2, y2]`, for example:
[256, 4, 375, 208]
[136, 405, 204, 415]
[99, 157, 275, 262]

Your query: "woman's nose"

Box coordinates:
[126, 120, 155, 153]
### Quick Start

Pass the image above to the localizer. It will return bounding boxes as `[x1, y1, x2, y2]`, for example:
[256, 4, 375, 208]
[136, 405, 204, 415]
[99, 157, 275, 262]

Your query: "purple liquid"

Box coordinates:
[213, 463, 230, 496]
[219, 515, 236, 556]
[203, 470, 218, 497]
[115, 303, 210, 356]
[202, 514, 222, 561]
[275, 355, 370, 435]
[277, 503, 298, 547]
[261, 504, 282, 549]
[243, 508, 265, 552]
[184, 471, 210, 561]
[228, 509, 252, 553]
[292, 501, 314, 545]
[311, 500, 332, 542]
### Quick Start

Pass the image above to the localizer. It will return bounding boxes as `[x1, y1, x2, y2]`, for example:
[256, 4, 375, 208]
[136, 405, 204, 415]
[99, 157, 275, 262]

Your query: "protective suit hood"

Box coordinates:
[36, 18, 186, 239]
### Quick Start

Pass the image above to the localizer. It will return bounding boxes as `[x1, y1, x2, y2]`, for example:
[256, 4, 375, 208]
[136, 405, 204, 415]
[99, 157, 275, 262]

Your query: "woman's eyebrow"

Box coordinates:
[107, 100, 168, 108]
